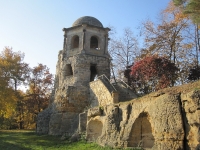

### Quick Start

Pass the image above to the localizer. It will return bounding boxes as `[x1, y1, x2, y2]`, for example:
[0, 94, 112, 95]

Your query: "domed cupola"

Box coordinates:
[72, 16, 103, 28]
[62, 16, 110, 58]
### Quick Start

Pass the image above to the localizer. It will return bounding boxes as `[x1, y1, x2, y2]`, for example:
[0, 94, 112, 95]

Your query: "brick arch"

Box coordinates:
[86, 119, 103, 141]
[128, 112, 155, 148]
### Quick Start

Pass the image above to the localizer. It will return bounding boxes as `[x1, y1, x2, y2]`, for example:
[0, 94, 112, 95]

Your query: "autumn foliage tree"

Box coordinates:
[24, 64, 54, 128]
[0, 47, 54, 129]
[173, 0, 200, 23]
[0, 47, 30, 129]
[0, 47, 30, 91]
[129, 55, 178, 95]
[0, 47, 29, 116]
[140, 1, 200, 84]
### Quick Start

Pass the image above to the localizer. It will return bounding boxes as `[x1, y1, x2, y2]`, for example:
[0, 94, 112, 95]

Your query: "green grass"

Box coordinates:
[0, 130, 142, 150]
[0, 130, 113, 150]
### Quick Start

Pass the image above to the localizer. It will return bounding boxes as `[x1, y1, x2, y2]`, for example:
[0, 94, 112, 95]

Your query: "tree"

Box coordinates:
[124, 64, 133, 86]
[0, 47, 29, 91]
[109, 28, 139, 80]
[130, 55, 178, 95]
[173, 0, 200, 23]
[141, 1, 196, 84]
[165, 1, 200, 83]
[0, 47, 29, 118]
[0, 47, 30, 129]
[25, 64, 54, 127]
[0, 48, 54, 129]
[142, 1, 189, 62]
[187, 66, 200, 81]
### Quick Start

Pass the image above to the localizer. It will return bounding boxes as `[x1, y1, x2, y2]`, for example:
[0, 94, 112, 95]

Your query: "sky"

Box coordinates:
[0, 0, 170, 74]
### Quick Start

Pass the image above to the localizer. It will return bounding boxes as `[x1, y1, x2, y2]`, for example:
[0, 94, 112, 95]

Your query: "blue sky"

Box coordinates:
[0, 0, 170, 74]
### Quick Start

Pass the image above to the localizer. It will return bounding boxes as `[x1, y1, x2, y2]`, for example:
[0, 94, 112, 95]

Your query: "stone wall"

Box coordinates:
[89, 77, 137, 107]
[37, 52, 110, 135]
[36, 107, 52, 134]
[86, 81, 200, 150]
[89, 78, 116, 107]
[181, 90, 200, 149]
[113, 81, 138, 102]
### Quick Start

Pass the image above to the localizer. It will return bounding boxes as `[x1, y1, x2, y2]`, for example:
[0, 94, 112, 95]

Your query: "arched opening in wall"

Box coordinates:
[86, 120, 103, 141]
[90, 64, 98, 81]
[128, 112, 155, 148]
[90, 36, 99, 50]
[71, 35, 79, 48]
[65, 64, 73, 76]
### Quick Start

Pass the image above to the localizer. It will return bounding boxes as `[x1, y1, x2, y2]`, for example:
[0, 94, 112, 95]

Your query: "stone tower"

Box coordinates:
[37, 16, 111, 135]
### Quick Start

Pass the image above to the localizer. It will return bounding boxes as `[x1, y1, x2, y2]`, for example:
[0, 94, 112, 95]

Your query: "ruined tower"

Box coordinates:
[37, 17, 200, 150]
[37, 16, 111, 135]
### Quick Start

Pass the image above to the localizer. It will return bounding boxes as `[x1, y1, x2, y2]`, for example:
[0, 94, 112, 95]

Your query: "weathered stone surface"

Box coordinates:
[86, 81, 200, 149]
[36, 107, 52, 134]
[37, 16, 111, 136]
[112, 82, 138, 102]
[89, 79, 115, 107]
[36, 16, 200, 150]
[72, 16, 103, 28]
[181, 90, 200, 150]
[78, 111, 87, 133]
[89, 78, 137, 107]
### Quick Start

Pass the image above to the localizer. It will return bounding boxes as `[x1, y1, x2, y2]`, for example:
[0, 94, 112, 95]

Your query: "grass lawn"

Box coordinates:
[0, 130, 114, 150]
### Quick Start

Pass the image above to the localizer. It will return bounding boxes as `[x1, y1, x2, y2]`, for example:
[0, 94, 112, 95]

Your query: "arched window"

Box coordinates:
[71, 35, 79, 49]
[90, 36, 99, 50]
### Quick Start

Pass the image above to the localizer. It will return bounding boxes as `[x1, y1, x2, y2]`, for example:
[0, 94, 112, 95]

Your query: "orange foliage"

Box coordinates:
[163, 1, 188, 23]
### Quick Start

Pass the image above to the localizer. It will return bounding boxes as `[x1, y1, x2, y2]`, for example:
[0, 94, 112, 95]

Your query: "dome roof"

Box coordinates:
[72, 16, 103, 28]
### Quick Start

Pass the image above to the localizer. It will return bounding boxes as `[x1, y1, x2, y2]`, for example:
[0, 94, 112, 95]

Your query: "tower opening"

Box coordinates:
[72, 35, 79, 48]
[128, 112, 154, 148]
[66, 64, 73, 76]
[90, 36, 99, 50]
[90, 64, 97, 81]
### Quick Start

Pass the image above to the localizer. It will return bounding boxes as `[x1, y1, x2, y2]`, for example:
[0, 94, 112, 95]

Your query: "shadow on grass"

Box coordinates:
[0, 131, 31, 150]
[0, 130, 138, 150]
[0, 130, 69, 149]
[0, 141, 31, 150]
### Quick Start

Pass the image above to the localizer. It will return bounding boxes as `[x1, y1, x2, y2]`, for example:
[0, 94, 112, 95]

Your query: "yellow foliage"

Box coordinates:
[0, 47, 28, 118]
[182, 43, 194, 49]
[163, 0, 188, 23]
[0, 88, 17, 118]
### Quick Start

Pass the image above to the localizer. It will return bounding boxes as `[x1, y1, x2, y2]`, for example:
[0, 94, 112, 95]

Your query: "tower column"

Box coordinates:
[104, 34, 108, 54]
[63, 33, 67, 50]
[83, 29, 86, 50]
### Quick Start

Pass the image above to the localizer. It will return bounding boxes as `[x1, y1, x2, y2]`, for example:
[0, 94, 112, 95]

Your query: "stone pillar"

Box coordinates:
[82, 29, 86, 50]
[63, 32, 67, 50]
[104, 34, 108, 54]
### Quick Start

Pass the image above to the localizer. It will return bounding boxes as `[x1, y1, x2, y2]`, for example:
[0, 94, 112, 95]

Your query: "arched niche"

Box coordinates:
[90, 36, 99, 50]
[86, 119, 103, 141]
[71, 35, 79, 49]
[128, 112, 155, 148]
